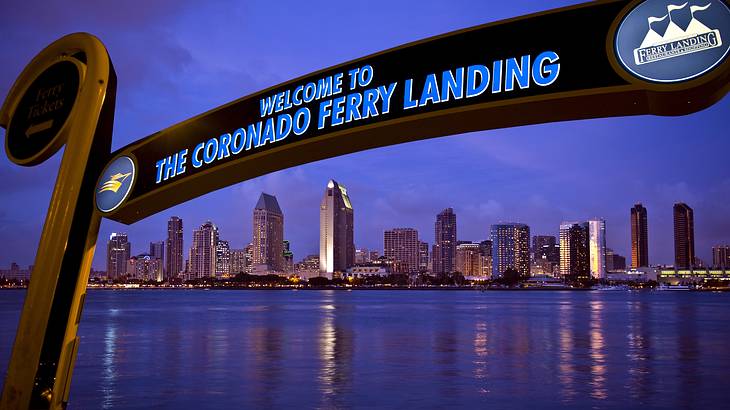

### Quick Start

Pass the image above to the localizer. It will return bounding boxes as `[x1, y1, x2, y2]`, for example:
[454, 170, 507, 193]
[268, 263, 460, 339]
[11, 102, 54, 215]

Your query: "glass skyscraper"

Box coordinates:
[319, 180, 354, 275]
[491, 223, 530, 278]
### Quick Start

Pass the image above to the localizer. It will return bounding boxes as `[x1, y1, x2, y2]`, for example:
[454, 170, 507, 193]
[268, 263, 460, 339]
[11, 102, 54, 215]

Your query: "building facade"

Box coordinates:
[588, 219, 607, 279]
[319, 180, 355, 274]
[559, 222, 590, 280]
[166, 216, 184, 280]
[253, 193, 285, 272]
[713, 245, 730, 269]
[230, 248, 247, 275]
[491, 223, 530, 278]
[107, 233, 131, 280]
[190, 221, 218, 279]
[673, 202, 695, 268]
[384, 228, 420, 273]
[455, 242, 485, 277]
[433, 208, 457, 275]
[630, 203, 649, 268]
[215, 240, 231, 278]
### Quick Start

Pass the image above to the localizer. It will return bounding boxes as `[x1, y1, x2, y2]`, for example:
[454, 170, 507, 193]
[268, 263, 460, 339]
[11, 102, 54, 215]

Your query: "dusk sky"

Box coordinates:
[1, 0, 728, 271]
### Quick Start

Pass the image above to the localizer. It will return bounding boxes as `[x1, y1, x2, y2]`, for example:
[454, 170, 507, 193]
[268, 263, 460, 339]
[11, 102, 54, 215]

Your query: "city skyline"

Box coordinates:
[1, 0, 729, 272]
[87, 191, 730, 280]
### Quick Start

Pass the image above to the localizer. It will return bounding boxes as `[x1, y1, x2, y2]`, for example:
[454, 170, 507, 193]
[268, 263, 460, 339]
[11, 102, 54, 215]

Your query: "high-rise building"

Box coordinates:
[491, 223, 530, 277]
[127, 254, 163, 282]
[673, 203, 695, 268]
[230, 248, 247, 275]
[630, 203, 649, 268]
[190, 221, 218, 279]
[150, 241, 164, 273]
[418, 241, 429, 272]
[166, 216, 184, 280]
[369, 250, 379, 262]
[319, 180, 355, 274]
[456, 242, 484, 276]
[712, 245, 730, 268]
[253, 193, 285, 272]
[606, 248, 627, 272]
[479, 240, 493, 277]
[355, 248, 369, 264]
[433, 208, 457, 274]
[107, 233, 131, 279]
[532, 235, 559, 266]
[283, 240, 294, 273]
[588, 219, 607, 279]
[215, 240, 231, 278]
[559, 222, 590, 280]
[384, 228, 420, 273]
[244, 243, 254, 273]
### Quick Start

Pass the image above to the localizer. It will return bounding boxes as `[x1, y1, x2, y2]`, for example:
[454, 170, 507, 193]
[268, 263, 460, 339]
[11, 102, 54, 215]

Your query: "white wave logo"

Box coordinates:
[634, 2, 723, 65]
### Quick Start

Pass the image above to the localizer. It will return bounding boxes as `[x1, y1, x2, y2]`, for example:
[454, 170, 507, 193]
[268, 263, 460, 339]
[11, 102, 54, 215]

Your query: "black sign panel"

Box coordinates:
[6, 60, 80, 165]
[101, 0, 730, 223]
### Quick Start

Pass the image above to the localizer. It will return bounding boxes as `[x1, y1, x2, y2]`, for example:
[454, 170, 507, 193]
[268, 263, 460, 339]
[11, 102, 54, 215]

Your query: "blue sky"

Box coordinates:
[1, 0, 728, 270]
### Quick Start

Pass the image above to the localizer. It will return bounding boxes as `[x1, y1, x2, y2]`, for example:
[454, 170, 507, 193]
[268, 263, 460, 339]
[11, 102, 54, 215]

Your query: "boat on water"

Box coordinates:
[592, 284, 631, 291]
[656, 283, 693, 291]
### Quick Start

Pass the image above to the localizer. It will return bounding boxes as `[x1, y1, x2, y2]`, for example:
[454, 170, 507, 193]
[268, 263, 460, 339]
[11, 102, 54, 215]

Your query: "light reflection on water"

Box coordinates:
[1, 290, 730, 409]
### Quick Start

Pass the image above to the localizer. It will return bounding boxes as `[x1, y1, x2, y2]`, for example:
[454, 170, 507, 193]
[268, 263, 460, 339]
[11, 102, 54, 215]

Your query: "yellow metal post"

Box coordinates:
[0, 33, 116, 409]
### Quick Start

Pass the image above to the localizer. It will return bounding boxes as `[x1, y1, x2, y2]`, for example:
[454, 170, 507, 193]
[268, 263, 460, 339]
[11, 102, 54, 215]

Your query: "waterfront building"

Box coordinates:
[713, 245, 730, 268]
[479, 240, 492, 277]
[344, 265, 389, 279]
[418, 241, 429, 272]
[0, 263, 31, 281]
[455, 242, 484, 277]
[588, 219, 607, 279]
[606, 248, 627, 272]
[244, 243, 254, 273]
[107, 233, 131, 280]
[433, 208, 457, 274]
[384, 228, 420, 273]
[532, 235, 559, 268]
[230, 248, 247, 275]
[630, 203, 649, 268]
[355, 248, 369, 264]
[491, 223, 530, 278]
[253, 193, 285, 272]
[127, 254, 163, 282]
[190, 221, 218, 279]
[215, 240, 231, 278]
[673, 202, 695, 268]
[369, 250, 379, 261]
[559, 222, 590, 281]
[166, 216, 184, 280]
[149, 241, 164, 274]
[319, 180, 355, 275]
[283, 240, 294, 273]
[658, 268, 730, 284]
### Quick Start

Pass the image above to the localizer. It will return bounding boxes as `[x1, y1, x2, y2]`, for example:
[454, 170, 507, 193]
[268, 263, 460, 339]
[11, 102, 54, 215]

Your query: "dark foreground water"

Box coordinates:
[1, 290, 730, 409]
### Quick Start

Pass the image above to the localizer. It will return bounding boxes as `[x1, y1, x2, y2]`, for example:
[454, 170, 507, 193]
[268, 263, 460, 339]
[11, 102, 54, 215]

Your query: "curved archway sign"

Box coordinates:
[99, 0, 730, 224]
[1, 0, 729, 408]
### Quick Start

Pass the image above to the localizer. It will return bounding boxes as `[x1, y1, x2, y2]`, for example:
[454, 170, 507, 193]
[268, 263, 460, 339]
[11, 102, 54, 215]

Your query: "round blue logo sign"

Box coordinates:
[615, 0, 730, 82]
[96, 156, 135, 213]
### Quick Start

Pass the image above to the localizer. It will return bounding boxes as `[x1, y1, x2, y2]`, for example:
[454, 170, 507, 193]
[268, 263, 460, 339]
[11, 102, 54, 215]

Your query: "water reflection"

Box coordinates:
[101, 317, 118, 409]
[626, 299, 651, 401]
[246, 317, 283, 407]
[677, 300, 699, 409]
[589, 299, 607, 400]
[318, 292, 353, 408]
[473, 321, 489, 394]
[557, 300, 576, 402]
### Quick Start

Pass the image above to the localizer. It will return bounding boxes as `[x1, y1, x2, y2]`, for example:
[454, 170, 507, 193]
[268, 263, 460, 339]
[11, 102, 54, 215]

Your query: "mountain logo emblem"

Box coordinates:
[95, 156, 135, 213]
[615, 0, 730, 83]
[634, 3, 722, 65]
